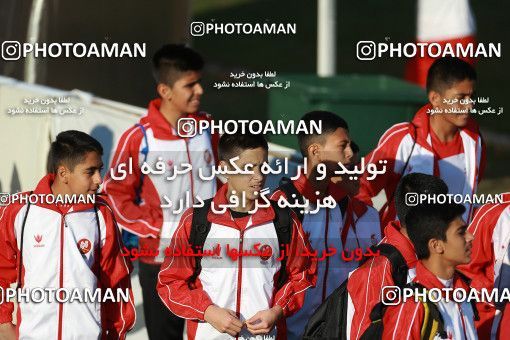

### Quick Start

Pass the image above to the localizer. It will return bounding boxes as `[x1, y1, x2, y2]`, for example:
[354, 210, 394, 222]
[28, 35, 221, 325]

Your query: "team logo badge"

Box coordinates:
[78, 238, 92, 254]
[259, 244, 272, 261]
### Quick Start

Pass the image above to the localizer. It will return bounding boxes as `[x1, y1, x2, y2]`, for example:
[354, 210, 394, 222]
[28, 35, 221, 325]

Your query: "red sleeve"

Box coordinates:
[273, 212, 318, 317]
[97, 203, 136, 340]
[382, 300, 423, 340]
[102, 125, 161, 238]
[348, 255, 395, 339]
[0, 205, 18, 324]
[478, 135, 487, 184]
[355, 124, 408, 207]
[156, 209, 213, 320]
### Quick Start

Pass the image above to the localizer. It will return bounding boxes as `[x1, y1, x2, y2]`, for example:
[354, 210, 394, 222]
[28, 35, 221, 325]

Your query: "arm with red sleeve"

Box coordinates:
[273, 212, 318, 317]
[382, 300, 424, 340]
[0, 205, 18, 325]
[356, 124, 409, 207]
[102, 126, 161, 238]
[97, 202, 136, 340]
[156, 209, 213, 320]
[347, 255, 395, 340]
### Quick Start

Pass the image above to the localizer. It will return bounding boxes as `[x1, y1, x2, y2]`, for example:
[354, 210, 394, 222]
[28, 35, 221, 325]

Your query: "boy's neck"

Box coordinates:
[226, 190, 255, 213]
[421, 257, 456, 281]
[159, 100, 185, 130]
[429, 114, 459, 143]
[50, 180, 71, 197]
[305, 162, 330, 198]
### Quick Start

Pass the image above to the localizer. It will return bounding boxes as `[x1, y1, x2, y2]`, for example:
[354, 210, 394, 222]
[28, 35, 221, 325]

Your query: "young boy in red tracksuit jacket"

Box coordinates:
[271, 111, 381, 339]
[157, 133, 317, 340]
[358, 57, 486, 228]
[103, 44, 218, 339]
[459, 193, 510, 340]
[383, 203, 477, 339]
[0, 130, 135, 340]
[346, 173, 448, 340]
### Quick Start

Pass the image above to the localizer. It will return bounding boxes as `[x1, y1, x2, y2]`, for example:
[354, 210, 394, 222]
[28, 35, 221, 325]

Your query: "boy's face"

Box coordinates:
[163, 70, 203, 115]
[437, 216, 473, 265]
[60, 151, 103, 196]
[430, 79, 475, 128]
[339, 152, 360, 196]
[222, 147, 268, 203]
[312, 127, 353, 176]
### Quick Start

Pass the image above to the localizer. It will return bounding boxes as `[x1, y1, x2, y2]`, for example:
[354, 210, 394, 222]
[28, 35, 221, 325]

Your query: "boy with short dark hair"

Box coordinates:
[157, 133, 317, 340]
[272, 111, 381, 339]
[358, 57, 485, 227]
[346, 173, 448, 340]
[0, 130, 135, 339]
[103, 44, 218, 339]
[382, 203, 477, 339]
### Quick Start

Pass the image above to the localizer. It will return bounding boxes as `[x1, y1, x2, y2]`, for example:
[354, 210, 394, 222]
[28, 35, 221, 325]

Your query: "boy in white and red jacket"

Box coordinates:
[346, 173, 448, 340]
[0, 130, 135, 339]
[157, 133, 317, 340]
[459, 193, 510, 339]
[383, 203, 477, 339]
[271, 111, 381, 339]
[358, 57, 486, 228]
[103, 44, 218, 339]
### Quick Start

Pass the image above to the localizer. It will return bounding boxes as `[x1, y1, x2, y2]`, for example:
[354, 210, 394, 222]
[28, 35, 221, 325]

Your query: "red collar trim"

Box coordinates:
[383, 220, 419, 268]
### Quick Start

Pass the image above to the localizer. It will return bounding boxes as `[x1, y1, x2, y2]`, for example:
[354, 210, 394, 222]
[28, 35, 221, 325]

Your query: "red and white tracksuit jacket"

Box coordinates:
[271, 173, 381, 339]
[346, 220, 418, 340]
[382, 262, 478, 340]
[357, 104, 486, 228]
[157, 184, 317, 340]
[0, 174, 135, 339]
[459, 193, 510, 340]
[405, 0, 477, 87]
[103, 98, 219, 264]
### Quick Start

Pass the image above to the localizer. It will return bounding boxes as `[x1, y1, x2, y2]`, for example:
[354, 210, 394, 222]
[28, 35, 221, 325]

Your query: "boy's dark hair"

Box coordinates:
[297, 111, 349, 157]
[395, 173, 448, 224]
[218, 133, 268, 162]
[152, 44, 204, 86]
[426, 57, 477, 94]
[405, 203, 466, 259]
[47, 130, 103, 174]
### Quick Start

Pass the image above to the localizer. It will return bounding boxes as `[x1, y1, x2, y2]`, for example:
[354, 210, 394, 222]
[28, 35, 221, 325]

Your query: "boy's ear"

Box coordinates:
[428, 238, 445, 255]
[157, 83, 172, 100]
[428, 90, 442, 108]
[308, 143, 320, 159]
[56, 165, 69, 184]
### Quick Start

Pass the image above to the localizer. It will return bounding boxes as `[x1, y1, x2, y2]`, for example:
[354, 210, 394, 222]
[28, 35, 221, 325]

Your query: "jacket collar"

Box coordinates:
[31, 174, 96, 214]
[145, 98, 210, 140]
[383, 220, 419, 268]
[413, 261, 471, 292]
[207, 184, 275, 229]
[411, 103, 481, 148]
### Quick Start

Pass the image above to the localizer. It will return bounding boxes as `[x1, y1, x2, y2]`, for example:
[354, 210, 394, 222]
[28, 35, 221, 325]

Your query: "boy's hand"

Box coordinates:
[204, 305, 243, 336]
[245, 305, 283, 335]
[0, 322, 16, 340]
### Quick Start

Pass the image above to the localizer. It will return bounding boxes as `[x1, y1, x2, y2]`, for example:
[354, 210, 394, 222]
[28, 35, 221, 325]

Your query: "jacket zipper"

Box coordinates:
[185, 139, 195, 199]
[235, 228, 244, 340]
[322, 208, 330, 302]
[57, 215, 66, 340]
